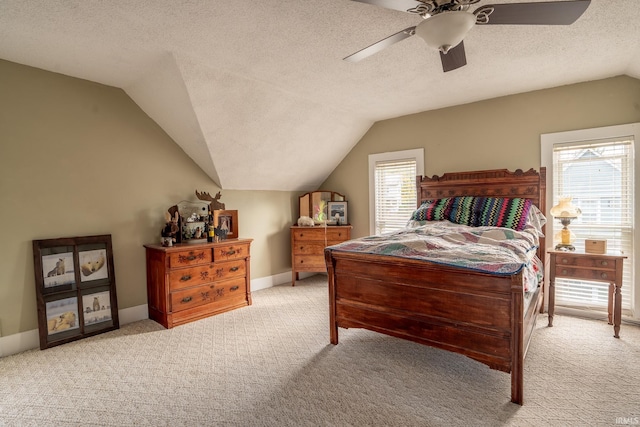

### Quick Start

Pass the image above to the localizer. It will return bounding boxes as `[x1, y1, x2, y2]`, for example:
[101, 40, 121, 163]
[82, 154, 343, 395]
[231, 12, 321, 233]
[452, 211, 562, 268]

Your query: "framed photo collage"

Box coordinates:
[32, 234, 119, 349]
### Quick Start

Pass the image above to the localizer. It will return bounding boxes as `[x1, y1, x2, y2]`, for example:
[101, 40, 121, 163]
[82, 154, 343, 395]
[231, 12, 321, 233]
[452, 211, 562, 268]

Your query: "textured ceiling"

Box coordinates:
[1, 0, 639, 191]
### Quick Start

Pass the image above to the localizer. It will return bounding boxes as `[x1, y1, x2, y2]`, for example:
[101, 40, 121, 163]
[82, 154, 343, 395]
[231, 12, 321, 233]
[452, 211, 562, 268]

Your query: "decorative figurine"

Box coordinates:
[161, 211, 179, 246]
[195, 190, 226, 210]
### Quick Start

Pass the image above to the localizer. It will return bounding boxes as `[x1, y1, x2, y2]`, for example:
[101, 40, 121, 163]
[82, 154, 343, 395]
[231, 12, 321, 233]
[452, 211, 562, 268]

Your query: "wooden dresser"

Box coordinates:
[144, 239, 252, 328]
[291, 225, 351, 286]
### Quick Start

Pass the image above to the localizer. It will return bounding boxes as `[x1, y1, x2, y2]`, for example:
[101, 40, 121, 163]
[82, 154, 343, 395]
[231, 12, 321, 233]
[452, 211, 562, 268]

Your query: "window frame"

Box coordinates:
[368, 149, 424, 236]
[541, 123, 639, 319]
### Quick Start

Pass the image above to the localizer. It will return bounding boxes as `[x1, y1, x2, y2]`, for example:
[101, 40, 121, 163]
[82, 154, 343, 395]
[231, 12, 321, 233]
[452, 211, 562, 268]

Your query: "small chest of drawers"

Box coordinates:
[145, 239, 252, 328]
[548, 250, 626, 338]
[291, 225, 351, 286]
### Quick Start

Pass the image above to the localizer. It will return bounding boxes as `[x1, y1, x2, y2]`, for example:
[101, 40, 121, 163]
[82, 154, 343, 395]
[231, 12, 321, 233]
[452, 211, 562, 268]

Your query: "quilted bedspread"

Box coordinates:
[326, 221, 542, 291]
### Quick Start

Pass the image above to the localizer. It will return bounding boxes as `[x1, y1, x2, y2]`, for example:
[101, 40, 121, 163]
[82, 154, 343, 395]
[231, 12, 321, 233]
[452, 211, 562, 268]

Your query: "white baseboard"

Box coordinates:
[0, 329, 39, 358]
[252, 271, 292, 291]
[118, 304, 149, 325]
[0, 272, 294, 358]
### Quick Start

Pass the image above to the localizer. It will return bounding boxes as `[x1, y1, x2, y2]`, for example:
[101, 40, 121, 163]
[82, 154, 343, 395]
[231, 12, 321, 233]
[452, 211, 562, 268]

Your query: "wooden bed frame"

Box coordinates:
[325, 168, 546, 405]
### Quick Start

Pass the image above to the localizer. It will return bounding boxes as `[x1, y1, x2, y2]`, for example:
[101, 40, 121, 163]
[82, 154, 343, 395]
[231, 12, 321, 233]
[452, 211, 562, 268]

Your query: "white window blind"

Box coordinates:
[374, 158, 417, 235]
[552, 138, 634, 310]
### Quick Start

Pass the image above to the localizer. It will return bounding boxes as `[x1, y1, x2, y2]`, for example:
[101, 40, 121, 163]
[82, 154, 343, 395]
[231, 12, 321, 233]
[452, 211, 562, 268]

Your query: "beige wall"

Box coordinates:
[323, 76, 640, 238]
[0, 60, 297, 337]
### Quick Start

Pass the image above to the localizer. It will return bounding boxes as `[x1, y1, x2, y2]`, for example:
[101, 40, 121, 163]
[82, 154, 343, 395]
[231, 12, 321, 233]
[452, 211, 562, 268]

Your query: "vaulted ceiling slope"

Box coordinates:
[1, 1, 639, 191]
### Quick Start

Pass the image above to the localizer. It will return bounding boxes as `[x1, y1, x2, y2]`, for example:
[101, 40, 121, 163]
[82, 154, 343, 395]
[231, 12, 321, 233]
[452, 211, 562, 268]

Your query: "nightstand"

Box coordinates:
[548, 250, 627, 338]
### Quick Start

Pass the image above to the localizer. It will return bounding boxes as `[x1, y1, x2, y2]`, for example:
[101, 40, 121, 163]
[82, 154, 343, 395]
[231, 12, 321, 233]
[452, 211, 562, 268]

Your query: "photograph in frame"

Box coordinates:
[45, 296, 80, 336]
[79, 248, 108, 282]
[213, 210, 238, 239]
[82, 290, 113, 326]
[328, 201, 348, 225]
[42, 251, 75, 289]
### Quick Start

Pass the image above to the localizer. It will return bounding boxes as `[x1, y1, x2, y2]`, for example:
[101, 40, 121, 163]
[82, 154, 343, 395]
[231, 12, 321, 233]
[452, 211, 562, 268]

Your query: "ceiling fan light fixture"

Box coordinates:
[415, 11, 475, 54]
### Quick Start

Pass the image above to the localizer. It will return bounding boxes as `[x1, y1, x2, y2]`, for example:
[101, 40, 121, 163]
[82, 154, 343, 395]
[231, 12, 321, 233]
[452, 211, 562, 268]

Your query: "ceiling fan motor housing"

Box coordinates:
[415, 11, 476, 53]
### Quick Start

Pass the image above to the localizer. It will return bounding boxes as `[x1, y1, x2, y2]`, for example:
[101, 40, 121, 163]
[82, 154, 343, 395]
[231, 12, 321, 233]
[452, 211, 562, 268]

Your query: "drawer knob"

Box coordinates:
[561, 258, 568, 264]
[181, 296, 192, 303]
[601, 261, 608, 266]
[186, 254, 197, 261]
[230, 266, 239, 272]
[180, 275, 192, 281]
[561, 269, 568, 275]
[230, 286, 239, 291]
[226, 249, 237, 256]
[601, 273, 608, 280]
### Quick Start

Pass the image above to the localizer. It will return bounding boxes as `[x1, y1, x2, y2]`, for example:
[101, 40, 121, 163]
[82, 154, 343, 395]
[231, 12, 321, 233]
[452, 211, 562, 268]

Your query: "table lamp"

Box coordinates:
[550, 196, 582, 251]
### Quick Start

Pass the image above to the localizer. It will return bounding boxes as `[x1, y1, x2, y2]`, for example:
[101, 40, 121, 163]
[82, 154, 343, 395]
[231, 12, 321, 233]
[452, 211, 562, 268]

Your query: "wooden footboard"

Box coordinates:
[326, 250, 542, 405]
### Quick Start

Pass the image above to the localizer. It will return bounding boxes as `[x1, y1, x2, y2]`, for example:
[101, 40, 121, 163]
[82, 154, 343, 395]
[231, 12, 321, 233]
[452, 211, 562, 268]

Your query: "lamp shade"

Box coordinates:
[415, 11, 476, 53]
[550, 197, 582, 219]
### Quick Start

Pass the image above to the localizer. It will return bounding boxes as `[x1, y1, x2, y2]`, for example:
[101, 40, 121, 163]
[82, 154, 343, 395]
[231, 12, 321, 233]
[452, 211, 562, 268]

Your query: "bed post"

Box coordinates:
[511, 273, 524, 405]
[325, 250, 339, 345]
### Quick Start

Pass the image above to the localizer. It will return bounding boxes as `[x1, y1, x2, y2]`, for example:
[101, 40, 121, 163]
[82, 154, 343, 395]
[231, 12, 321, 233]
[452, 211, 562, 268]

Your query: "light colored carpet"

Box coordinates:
[1, 275, 639, 427]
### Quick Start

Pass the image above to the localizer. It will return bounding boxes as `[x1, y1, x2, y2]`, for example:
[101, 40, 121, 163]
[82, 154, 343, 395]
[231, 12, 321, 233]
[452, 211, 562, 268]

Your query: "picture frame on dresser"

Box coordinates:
[328, 201, 348, 225]
[213, 209, 238, 239]
[33, 234, 119, 349]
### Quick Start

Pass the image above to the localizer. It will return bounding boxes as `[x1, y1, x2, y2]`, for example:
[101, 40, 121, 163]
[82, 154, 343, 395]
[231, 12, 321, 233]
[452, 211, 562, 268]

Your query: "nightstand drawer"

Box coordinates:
[555, 255, 616, 270]
[554, 266, 615, 282]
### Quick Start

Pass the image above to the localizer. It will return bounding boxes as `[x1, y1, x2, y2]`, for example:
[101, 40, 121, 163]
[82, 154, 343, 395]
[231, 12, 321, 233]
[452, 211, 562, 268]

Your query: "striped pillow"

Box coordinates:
[410, 198, 453, 221]
[448, 196, 476, 226]
[472, 197, 533, 231]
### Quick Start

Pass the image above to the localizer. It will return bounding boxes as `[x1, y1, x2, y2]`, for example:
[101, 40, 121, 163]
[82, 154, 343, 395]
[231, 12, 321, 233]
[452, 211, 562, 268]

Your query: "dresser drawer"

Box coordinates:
[294, 255, 327, 270]
[293, 242, 325, 255]
[170, 277, 247, 312]
[168, 248, 212, 268]
[213, 242, 250, 261]
[555, 255, 616, 270]
[212, 259, 246, 281]
[325, 228, 349, 241]
[292, 228, 325, 241]
[554, 266, 616, 282]
[169, 264, 217, 291]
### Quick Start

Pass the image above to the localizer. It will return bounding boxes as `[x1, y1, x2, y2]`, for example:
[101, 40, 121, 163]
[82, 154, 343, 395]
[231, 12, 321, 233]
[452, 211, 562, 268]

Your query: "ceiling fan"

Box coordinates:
[344, 0, 591, 72]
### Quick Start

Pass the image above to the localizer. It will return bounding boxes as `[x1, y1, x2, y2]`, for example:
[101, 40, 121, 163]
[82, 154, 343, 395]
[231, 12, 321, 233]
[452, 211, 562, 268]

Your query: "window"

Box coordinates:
[542, 124, 638, 317]
[368, 149, 424, 235]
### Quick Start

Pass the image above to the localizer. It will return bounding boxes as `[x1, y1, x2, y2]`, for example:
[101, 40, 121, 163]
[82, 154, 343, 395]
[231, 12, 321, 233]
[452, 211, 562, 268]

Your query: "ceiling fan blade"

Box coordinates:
[475, 0, 590, 25]
[344, 27, 416, 62]
[350, 0, 431, 15]
[440, 42, 467, 72]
